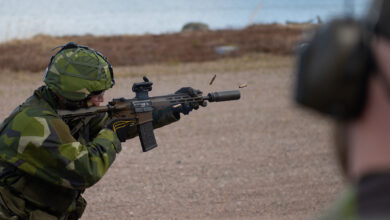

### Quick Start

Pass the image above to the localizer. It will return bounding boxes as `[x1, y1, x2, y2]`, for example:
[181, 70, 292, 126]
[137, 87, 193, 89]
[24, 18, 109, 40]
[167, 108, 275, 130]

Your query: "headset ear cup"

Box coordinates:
[343, 26, 372, 119]
[295, 18, 372, 120]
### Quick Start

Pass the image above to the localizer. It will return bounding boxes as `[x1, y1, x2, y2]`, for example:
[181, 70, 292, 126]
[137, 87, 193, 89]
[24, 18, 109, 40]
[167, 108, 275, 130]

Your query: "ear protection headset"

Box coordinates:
[295, 18, 372, 119]
[295, 0, 389, 120]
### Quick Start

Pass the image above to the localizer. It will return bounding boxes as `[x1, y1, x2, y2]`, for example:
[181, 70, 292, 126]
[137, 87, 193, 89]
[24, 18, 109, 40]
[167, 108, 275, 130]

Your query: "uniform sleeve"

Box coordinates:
[87, 112, 109, 138]
[0, 109, 121, 190]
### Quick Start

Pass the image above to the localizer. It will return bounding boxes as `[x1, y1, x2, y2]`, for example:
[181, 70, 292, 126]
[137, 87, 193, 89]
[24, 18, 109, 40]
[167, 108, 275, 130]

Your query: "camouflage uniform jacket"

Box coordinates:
[320, 176, 390, 220]
[0, 86, 179, 219]
[319, 185, 358, 220]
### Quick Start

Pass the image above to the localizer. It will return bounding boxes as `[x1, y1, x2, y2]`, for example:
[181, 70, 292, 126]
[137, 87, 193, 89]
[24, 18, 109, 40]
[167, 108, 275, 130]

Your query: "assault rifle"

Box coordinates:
[58, 77, 240, 152]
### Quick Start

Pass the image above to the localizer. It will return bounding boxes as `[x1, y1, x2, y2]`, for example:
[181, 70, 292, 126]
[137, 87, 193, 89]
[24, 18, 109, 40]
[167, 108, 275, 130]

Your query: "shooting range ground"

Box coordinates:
[0, 53, 343, 219]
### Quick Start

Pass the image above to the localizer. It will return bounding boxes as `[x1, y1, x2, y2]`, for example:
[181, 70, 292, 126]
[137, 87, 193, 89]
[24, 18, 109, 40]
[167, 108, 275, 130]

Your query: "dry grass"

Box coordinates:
[114, 53, 293, 78]
[0, 24, 307, 73]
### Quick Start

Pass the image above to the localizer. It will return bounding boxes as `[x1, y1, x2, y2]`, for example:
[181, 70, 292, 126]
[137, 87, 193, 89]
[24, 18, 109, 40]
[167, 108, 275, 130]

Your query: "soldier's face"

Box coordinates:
[89, 92, 105, 107]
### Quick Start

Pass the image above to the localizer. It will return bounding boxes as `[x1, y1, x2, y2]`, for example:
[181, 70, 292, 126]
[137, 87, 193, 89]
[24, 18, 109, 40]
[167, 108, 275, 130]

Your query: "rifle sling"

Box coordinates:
[70, 115, 95, 137]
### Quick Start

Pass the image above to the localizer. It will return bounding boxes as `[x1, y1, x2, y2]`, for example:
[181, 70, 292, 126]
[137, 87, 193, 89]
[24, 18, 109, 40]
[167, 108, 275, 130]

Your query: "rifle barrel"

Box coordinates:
[205, 90, 241, 102]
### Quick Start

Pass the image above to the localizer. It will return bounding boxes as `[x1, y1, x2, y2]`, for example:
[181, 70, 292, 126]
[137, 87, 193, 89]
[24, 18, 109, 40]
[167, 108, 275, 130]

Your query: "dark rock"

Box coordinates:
[182, 22, 209, 32]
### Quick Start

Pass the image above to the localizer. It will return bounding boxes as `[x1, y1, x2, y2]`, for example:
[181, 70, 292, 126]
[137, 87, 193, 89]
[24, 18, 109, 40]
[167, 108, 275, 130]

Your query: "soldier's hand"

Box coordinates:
[175, 87, 202, 97]
[104, 118, 136, 142]
[174, 87, 205, 115]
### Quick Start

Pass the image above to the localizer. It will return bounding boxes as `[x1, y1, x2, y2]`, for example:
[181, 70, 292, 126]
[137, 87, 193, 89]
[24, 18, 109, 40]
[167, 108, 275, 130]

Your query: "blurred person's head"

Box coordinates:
[44, 42, 114, 110]
[294, 0, 390, 179]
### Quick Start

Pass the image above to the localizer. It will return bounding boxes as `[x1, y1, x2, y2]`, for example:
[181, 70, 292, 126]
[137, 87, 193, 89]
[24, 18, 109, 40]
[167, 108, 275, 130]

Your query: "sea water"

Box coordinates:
[0, 0, 371, 42]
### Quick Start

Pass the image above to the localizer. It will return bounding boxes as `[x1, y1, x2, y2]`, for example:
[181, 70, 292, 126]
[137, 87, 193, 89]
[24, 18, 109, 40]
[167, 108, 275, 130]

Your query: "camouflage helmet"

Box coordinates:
[44, 42, 115, 101]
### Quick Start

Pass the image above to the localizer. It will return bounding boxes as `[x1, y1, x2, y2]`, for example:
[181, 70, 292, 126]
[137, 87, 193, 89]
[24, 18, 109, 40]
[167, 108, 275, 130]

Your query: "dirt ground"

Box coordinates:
[0, 54, 344, 220]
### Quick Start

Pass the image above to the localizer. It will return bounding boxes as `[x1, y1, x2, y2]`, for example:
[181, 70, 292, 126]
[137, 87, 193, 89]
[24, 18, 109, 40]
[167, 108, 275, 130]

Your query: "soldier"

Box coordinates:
[295, 0, 390, 219]
[0, 42, 200, 219]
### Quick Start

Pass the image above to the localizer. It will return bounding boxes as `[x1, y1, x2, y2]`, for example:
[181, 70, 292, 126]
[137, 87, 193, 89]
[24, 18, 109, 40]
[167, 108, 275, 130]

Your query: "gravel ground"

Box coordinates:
[0, 56, 344, 220]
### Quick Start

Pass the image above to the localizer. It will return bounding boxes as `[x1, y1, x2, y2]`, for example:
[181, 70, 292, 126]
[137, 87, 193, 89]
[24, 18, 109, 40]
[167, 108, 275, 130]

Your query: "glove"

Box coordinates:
[104, 118, 136, 142]
[173, 87, 204, 115]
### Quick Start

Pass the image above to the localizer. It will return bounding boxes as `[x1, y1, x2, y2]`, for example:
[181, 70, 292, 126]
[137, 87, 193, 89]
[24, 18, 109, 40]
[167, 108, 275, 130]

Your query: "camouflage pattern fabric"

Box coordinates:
[0, 85, 180, 219]
[0, 184, 67, 220]
[0, 86, 121, 189]
[44, 47, 113, 101]
[0, 86, 121, 218]
[319, 185, 358, 220]
[319, 181, 390, 220]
